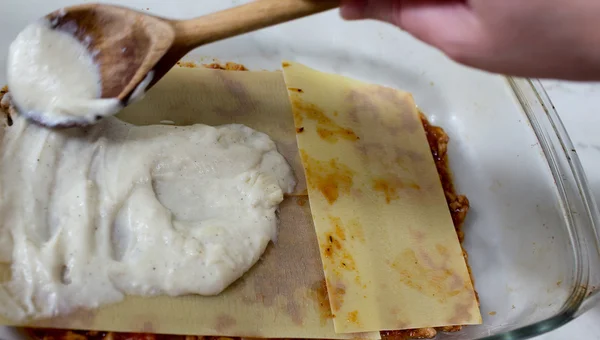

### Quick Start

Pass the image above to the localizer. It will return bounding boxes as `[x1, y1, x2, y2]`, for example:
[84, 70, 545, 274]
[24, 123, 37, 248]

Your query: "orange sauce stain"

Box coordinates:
[488, 311, 497, 316]
[312, 280, 334, 324]
[346, 218, 365, 243]
[436, 244, 449, 255]
[282, 62, 291, 68]
[372, 177, 421, 203]
[330, 217, 347, 241]
[347, 310, 360, 326]
[316, 127, 334, 140]
[288, 87, 304, 93]
[296, 127, 305, 134]
[300, 150, 354, 204]
[176, 61, 197, 68]
[322, 217, 357, 271]
[330, 285, 346, 312]
[296, 196, 308, 207]
[448, 301, 475, 324]
[339, 253, 356, 271]
[373, 178, 400, 203]
[203, 62, 248, 71]
[316, 126, 359, 143]
[322, 232, 342, 259]
[391, 249, 463, 304]
[291, 95, 359, 143]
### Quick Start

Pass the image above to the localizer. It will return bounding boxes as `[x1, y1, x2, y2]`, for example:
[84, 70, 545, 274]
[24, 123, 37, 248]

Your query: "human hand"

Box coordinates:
[340, 0, 600, 80]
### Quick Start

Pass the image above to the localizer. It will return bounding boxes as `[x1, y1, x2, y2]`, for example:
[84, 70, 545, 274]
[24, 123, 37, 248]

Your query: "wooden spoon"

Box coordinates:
[41, 0, 340, 126]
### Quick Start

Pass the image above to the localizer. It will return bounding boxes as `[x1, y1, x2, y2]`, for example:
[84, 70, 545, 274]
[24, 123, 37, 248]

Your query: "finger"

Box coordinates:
[342, 0, 484, 64]
[396, 1, 479, 46]
[399, 1, 489, 66]
[340, 0, 479, 45]
[340, 0, 368, 20]
[340, 0, 400, 22]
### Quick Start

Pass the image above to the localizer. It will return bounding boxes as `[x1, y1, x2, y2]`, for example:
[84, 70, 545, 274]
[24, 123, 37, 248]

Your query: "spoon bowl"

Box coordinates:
[47, 5, 175, 103]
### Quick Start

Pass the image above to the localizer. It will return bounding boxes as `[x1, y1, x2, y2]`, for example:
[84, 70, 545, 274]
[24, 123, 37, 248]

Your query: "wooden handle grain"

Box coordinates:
[174, 0, 340, 48]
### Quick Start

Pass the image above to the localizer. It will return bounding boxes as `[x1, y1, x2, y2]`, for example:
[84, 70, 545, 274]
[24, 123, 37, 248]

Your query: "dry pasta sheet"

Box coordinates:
[281, 61, 481, 333]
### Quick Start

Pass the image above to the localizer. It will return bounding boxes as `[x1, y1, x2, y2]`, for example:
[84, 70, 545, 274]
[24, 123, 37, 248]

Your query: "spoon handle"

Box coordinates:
[173, 0, 340, 48]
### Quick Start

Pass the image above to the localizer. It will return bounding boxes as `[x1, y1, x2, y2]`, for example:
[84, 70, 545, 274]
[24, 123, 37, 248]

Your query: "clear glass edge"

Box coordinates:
[475, 78, 600, 340]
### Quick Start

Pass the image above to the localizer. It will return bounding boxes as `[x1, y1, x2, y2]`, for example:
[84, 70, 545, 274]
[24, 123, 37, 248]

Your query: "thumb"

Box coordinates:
[341, 0, 483, 62]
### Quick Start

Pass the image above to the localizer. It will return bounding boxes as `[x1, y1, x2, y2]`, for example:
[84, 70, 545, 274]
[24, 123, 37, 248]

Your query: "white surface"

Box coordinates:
[536, 81, 600, 340]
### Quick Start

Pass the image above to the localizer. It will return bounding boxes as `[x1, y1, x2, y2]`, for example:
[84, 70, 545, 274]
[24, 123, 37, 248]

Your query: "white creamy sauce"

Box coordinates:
[0, 110, 296, 321]
[7, 19, 121, 126]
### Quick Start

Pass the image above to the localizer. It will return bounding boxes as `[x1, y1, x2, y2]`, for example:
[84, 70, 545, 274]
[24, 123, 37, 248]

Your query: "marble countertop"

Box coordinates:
[536, 81, 600, 339]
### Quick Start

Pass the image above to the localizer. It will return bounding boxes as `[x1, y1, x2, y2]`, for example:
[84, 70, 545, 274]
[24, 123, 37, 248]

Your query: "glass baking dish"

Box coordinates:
[0, 1, 599, 339]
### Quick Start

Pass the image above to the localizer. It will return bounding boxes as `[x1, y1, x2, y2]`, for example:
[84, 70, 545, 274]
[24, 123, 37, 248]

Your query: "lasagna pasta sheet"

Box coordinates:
[281, 62, 481, 333]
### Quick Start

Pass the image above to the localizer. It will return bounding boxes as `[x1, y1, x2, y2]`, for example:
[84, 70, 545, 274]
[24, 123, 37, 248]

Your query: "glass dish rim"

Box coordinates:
[474, 77, 600, 340]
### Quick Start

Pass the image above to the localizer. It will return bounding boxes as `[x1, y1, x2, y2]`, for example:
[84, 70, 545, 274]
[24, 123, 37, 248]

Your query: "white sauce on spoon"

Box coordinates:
[0, 108, 296, 321]
[7, 19, 121, 126]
